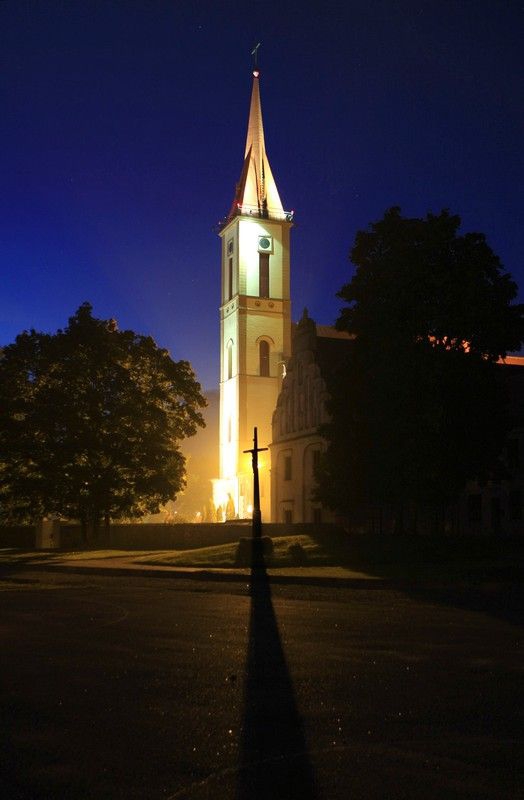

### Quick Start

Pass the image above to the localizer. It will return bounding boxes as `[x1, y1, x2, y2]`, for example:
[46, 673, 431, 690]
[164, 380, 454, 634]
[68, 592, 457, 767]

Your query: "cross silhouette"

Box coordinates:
[251, 42, 261, 70]
[243, 426, 268, 539]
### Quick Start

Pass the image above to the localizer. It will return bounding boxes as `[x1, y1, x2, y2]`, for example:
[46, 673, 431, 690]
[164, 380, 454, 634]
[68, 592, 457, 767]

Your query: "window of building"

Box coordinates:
[297, 392, 304, 429]
[508, 439, 520, 471]
[228, 257, 233, 301]
[304, 377, 310, 426]
[509, 489, 522, 521]
[227, 239, 233, 255]
[283, 509, 293, 525]
[227, 341, 233, 380]
[467, 494, 482, 525]
[259, 340, 270, 377]
[284, 455, 292, 481]
[259, 252, 269, 297]
[289, 393, 295, 432]
[312, 397, 318, 427]
[491, 497, 501, 530]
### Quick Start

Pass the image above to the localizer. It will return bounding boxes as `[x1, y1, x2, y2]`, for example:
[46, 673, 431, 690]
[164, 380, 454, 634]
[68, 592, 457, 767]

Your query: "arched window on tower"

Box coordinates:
[259, 340, 270, 377]
[226, 340, 233, 380]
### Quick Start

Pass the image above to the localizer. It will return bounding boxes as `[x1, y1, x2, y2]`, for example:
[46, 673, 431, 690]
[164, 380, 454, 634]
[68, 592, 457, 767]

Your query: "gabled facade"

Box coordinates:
[213, 67, 293, 521]
[270, 310, 353, 524]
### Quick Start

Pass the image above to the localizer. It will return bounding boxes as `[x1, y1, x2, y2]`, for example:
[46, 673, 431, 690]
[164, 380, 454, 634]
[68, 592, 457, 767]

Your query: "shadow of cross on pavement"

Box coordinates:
[236, 544, 317, 799]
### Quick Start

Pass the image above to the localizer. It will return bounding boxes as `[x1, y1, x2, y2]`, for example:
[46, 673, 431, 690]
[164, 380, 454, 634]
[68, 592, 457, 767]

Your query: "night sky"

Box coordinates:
[2, 1, 523, 390]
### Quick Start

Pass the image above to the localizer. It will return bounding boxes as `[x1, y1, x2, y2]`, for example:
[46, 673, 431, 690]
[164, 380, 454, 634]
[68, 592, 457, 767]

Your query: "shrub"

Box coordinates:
[288, 541, 307, 565]
[234, 536, 274, 566]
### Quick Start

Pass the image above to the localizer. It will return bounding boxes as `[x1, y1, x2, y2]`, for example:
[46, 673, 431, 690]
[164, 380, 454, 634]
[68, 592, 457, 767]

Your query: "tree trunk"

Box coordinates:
[84, 513, 100, 547]
[412, 505, 418, 535]
[85, 519, 95, 546]
[92, 515, 100, 544]
[394, 506, 405, 535]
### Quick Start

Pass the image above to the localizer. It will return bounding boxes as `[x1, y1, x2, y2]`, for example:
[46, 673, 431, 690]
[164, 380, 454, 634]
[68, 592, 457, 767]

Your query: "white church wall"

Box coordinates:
[237, 218, 287, 299]
[219, 376, 238, 479]
[215, 71, 292, 522]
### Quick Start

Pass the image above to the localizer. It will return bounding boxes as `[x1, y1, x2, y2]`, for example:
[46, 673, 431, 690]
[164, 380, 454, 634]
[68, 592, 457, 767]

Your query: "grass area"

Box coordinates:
[0, 536, 345, 570]
[130, 533, 524, 584]
[135, 535, 329, 568]
[0, 533, 522, 585]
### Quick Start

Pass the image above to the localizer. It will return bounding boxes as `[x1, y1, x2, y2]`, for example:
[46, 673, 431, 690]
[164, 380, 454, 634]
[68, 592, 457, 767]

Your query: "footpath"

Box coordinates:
[0, 549, 386, 588]
[2, 548, 521, 598]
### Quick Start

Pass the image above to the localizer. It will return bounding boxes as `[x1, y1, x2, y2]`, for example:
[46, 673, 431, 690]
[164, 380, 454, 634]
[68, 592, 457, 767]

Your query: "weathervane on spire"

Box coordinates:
[251, 42, 261, 76]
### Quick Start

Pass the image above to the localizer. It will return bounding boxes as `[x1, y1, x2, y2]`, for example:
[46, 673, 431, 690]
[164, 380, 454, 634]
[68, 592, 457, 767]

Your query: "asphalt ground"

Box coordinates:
[0, 565, 522, 799]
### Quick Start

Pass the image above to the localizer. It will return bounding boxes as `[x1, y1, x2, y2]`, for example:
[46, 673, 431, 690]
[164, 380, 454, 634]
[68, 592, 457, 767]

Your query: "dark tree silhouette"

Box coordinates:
[316, 208, 524, 530]
[0, 303, 206, 540]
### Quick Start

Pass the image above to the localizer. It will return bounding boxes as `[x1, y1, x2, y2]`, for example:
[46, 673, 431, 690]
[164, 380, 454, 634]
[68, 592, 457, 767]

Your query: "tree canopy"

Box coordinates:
[316, 208, 524, 527]
[0, 303, 206, 537]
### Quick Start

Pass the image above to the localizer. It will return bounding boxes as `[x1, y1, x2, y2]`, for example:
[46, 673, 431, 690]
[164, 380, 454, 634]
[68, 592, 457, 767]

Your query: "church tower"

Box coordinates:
[213, 65, 293, 521]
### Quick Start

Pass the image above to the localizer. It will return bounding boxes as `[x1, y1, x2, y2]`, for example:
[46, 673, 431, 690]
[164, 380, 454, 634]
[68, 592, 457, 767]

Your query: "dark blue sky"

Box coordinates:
[2, 1, 523, 389]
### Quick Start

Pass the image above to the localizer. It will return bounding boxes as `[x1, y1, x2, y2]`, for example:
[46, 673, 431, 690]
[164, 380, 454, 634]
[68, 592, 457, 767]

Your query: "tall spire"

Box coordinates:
[229, 66, 284, 220]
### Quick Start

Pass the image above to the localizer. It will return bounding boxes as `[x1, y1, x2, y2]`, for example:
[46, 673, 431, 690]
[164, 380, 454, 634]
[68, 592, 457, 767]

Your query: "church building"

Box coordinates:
[212, 65, 524, 533]
[212, 66, 293, 521]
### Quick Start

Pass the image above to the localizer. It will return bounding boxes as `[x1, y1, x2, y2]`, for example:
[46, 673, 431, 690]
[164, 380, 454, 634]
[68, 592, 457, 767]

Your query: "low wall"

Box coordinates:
[0, 526, 35, 548]
[0, 521, 345, 551]
[67, 522, 345, 550]
[100, 523, 249, 550]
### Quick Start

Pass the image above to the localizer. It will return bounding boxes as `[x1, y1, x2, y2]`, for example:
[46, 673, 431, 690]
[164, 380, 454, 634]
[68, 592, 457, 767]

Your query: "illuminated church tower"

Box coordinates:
[213, 65, 293, 521]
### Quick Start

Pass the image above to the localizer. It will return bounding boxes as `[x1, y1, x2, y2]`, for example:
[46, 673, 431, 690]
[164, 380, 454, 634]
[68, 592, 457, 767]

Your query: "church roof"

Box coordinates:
[315, 325, 354, 340]
[288, 311, 354, 388]
[315, 332, 354, 385]
[227, 70, 287, 223]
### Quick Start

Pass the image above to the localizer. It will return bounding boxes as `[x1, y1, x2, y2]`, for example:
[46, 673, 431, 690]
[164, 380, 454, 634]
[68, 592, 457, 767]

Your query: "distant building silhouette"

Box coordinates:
[272, 310, 524, 533]
[461, 362, 524, 534]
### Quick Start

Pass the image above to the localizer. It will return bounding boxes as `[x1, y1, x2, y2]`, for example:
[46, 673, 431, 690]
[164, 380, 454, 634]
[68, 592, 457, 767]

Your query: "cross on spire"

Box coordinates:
[251, 42, 261, 71]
